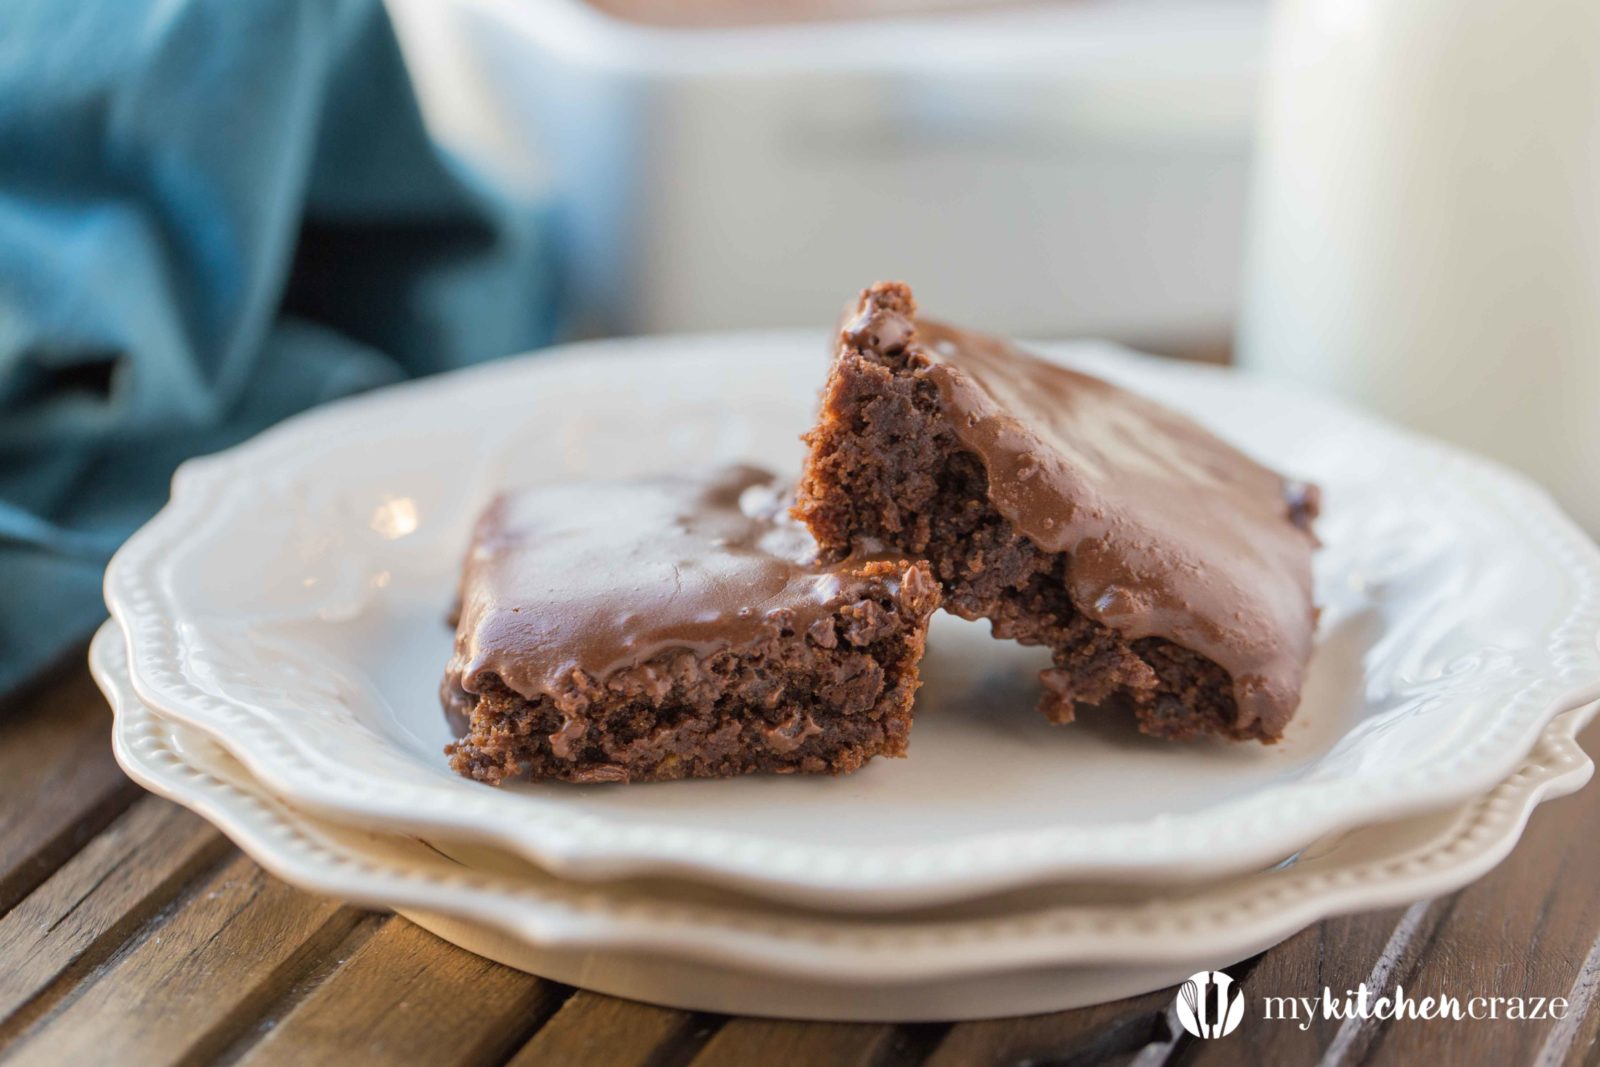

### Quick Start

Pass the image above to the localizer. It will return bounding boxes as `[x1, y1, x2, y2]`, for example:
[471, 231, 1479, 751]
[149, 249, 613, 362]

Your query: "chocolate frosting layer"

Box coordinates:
[845, 290, 1318, 734]
[447, 466, 886, 702]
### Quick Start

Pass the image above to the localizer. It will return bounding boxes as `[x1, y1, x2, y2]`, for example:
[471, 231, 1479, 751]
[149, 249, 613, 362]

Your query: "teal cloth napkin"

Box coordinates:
[0, 0, 557, 694]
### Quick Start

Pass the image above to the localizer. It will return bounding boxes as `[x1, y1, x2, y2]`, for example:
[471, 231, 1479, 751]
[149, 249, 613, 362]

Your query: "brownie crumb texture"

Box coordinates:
[795, 281, 1318, 743]
[447, 559, 939, 785]
[443, 466, 944, 785]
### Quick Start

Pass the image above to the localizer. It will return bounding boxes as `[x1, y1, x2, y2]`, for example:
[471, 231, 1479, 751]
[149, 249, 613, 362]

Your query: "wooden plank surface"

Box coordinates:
[2, 658, 1599, 1067]
[237, 917, 564, 1067]
[505, 993, 713, 1067]
[689, 1019, 904, 1067]
[0, 664, 143, 916]
[923, 983, 1199, 1067]
[1364, 770, 1600, 1067]
[0, 797, 228, 1038]
[1, 852, 361, 1067]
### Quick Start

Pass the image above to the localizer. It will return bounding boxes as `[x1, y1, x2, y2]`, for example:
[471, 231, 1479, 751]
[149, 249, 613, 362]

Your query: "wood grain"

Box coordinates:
[1361, 720, 1600, 1067]
[0, 663, 142, 916]
[0, 853, 361, 1067]
[688, 1019, 903, 1067]
[923, 986, 1189, 1067]
[506, 992, 716, 1067]
[0, 796, 229, 1038]
[238, 916, 562, 1067]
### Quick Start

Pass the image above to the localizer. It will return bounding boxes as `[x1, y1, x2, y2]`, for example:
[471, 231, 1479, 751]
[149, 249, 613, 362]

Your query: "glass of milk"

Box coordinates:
[1237, 0, 1600, 532]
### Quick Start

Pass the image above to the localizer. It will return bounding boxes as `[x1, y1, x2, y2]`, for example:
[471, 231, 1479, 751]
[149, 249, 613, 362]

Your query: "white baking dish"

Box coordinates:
[388, 0, 1265, 341]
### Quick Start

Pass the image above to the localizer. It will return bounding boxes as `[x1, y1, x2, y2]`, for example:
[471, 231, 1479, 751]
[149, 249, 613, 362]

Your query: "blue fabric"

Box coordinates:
[0, 0, 557, 694]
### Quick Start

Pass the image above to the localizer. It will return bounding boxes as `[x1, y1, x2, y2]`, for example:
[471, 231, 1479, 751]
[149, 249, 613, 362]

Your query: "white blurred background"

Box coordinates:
[387, 0, 1600, 532]
[386, 0, 1265, 352]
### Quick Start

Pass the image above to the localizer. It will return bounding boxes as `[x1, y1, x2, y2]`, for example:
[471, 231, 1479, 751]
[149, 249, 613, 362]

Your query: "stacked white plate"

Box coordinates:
[99, 332, 1600, 1021]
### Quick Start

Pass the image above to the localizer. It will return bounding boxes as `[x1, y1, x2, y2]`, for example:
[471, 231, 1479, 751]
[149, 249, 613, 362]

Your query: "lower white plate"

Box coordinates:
[93, 623, 1597, 1021]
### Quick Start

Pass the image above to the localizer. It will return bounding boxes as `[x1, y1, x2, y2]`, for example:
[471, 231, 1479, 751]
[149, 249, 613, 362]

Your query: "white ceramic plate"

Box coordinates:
[105, 332, 1600, 910]
[93, 623, 1597, 1020]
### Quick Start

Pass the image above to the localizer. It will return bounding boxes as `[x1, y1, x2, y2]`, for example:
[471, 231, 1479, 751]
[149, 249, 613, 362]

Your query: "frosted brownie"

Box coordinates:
[442, 465, 940, 784]
[794, 282, 1318, 742]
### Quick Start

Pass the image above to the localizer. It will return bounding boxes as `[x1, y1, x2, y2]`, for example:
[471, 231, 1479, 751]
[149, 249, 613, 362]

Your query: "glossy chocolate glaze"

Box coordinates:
[445, 466, 888, 706]
[843, 289, 1318, 733]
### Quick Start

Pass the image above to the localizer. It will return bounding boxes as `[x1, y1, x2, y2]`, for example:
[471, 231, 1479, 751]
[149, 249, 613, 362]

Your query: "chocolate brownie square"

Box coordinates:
[443, 465, 940, 784]
[794, 282, 1318, 742]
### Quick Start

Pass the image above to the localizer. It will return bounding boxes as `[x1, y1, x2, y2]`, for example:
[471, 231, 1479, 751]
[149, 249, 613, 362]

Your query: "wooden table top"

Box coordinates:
[3, 653, 1599, 1067]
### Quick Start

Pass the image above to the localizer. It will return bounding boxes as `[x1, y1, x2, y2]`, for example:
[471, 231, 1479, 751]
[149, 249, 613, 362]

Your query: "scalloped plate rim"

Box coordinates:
[94, 621, 1597, 985]
[103, 331, 1600, 909]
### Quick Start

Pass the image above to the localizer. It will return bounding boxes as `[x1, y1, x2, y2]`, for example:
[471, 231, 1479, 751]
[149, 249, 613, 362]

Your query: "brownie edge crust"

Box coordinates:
[794, 282, 1320, 744]
[443, 467, 940, 785]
